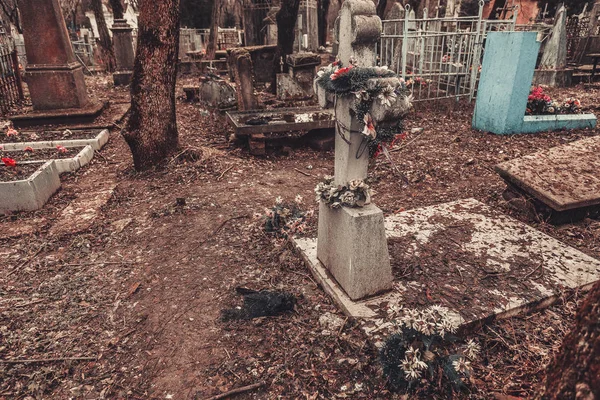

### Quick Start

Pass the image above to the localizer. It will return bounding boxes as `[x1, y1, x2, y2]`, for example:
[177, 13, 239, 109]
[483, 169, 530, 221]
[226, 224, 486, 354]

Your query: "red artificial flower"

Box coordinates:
[6, 128, 18, 137]
[332, 60, 340, 66]
[56, 145, 68, 153]
[24, 146, 34, 152]
[373, 144, 383, 158]
[391, 132, 408, 147]
[2, 157, 16, 167]
[330, 65, 354, 80]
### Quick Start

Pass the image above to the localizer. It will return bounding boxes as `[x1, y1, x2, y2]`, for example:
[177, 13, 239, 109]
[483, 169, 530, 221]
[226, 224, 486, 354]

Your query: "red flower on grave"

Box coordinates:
[330, 65, 354, 80]
[391, 132, 408, 147]
[2, 157, 16, 167]
[6, 128, 18, 137]
[24, 146, 34, 152]
[373, 144, 383, 158]
[56, 145, 68, 153]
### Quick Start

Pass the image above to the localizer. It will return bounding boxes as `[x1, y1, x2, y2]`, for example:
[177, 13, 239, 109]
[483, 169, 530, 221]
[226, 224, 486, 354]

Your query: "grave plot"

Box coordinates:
[294, 199, 600, 326]
[226, 107, 335, 155]
[0, 128, 109, 151]
[0, 161, 61, 213]
[1, 145, 94, 174]
[496, 135, 600, 222]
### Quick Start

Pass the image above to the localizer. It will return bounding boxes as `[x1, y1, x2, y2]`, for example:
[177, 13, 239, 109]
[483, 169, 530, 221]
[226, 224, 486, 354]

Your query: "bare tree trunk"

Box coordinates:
[376, 0, 387, 18]
[108, 0, 124, 19]
[275, 0, 301, 70]
[122, 0, 180, 171]
[205, 0, 220, 59]
[90, 0, 116, 72]
[541, 282, 600, 399]
[317, 0, 330, 47]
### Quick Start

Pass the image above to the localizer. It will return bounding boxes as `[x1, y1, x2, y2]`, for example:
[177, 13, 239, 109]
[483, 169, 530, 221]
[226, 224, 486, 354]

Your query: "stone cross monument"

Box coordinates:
[316, 0, 394, 301]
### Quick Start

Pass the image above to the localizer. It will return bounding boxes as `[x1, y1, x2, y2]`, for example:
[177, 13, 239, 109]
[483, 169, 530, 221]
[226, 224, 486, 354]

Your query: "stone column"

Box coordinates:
[111, 19, 135, 86]
[316, 0, 392, 301]
[19, 0, 90, 110]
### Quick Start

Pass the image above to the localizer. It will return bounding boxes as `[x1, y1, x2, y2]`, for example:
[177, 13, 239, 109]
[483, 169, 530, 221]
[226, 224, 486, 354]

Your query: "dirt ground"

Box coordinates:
[0, 75, 599, 399]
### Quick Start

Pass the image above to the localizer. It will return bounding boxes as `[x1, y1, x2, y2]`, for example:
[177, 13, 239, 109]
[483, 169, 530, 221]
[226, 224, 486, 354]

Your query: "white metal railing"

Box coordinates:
[179, 27, 243, 58]
[379, 1, 521, 101]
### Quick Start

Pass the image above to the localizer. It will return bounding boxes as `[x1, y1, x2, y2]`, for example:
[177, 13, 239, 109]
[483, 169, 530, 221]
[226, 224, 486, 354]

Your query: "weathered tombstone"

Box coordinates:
[110, 19, 135, 86]
[383, 2, 405, 68]
[11, 0, 104, 126]
[228, 48, 258, 111]
[294, 0, 319, 52]
[315, 0, 394, 301]
[276, 53, 321, 99]
[473, 32, 596, 134]
[533, 6, 573, 87]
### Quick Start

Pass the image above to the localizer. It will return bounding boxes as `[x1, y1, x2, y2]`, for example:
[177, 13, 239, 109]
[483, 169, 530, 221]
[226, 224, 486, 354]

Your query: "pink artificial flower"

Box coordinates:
[56, 145, 68, 153]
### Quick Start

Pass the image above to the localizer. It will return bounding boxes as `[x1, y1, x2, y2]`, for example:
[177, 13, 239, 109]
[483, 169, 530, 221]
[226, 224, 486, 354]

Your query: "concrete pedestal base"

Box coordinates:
[113, 71, 132, 86]
[532, 68, 573, 87]
[10, 101, 107, 128]
[317, 202, 393, 300]
[25, 62, 90, 110]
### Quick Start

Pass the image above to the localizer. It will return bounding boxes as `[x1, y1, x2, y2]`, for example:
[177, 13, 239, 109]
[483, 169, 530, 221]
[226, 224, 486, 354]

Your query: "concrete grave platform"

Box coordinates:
[293, 199, 600, 327]
[0, 161, 61, 214]
[1, 129, 109, 151]
[496, 136, 600, 221]
[19, 145, 95, 174]
[226, 107, 335, 137]
[10, 101, 107, 129]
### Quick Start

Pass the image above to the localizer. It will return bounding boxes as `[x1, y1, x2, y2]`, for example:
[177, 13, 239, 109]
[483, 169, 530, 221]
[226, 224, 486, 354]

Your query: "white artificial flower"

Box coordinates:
[275, 196, 283, 205]
[452, 357, 472, 374]
[464, 339, 481, 360]
[377, 85, 397, 107]
[362, 113, 377, 139]
[295, 194, 303, 204]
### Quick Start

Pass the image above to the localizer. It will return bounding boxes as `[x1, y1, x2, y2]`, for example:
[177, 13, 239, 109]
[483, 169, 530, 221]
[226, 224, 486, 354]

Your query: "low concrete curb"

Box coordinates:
[19, 145, 95, 174]
[0, 161, 61, 213]
[0, 129, 109, 151]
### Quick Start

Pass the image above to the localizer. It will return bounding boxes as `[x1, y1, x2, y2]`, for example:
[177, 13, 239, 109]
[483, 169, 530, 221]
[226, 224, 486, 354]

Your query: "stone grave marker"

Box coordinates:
[314, 0, 399, 301]
[11, 0, 105, 127]
[473, 31, 596, 135]
[111, 19, 136, 86]
[533, 6, 573, 87]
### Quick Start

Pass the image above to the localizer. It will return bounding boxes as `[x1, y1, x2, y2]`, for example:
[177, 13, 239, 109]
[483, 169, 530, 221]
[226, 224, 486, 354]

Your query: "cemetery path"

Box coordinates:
[1, 78, 599, 399]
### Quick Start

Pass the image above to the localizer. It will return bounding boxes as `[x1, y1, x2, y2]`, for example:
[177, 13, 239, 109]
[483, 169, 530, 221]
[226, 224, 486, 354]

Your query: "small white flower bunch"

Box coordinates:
[398, 305, 458, 338]
[314, 177, 370, 209]
[401, 346, 428, 380]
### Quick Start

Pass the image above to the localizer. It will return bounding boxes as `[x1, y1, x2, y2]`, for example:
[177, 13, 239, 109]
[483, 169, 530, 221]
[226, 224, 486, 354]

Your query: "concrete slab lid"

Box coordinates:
[496, 135, 600, 211]
[293, 199, 600, 328]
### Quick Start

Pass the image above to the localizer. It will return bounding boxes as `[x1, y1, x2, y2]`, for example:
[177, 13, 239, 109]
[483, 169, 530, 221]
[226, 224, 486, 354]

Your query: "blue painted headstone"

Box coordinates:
[473, 31, 596, 134]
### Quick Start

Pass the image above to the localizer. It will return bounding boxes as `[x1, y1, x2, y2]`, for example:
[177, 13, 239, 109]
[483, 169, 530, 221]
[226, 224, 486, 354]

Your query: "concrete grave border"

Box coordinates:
[17, 145, 95, 174]
[0, 161, 61, 213]
[0, 129, 109, 151]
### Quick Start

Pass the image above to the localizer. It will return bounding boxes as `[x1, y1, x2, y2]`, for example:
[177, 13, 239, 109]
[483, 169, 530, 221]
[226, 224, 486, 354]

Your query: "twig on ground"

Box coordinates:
[202, 381, 266, 400]
[217, 166, 234, 181]
[390, 129, 425, 153]
[523, 260, 544, 279]
[6, 244, 46, 277]
[0, 356, 97, 364]
[293, 168, 312, 177]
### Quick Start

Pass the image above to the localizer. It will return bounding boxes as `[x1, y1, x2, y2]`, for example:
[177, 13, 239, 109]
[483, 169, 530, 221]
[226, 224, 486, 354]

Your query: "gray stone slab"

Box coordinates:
[496, 136, 600, 211]
[294, 199, 600, 326]
[226, 107, 335, 137]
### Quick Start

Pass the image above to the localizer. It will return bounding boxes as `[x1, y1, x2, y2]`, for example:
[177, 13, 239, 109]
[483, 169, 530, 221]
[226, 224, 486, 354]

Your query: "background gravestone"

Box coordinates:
[19, 0, 90, 110]
[473, 31, 596, 134]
